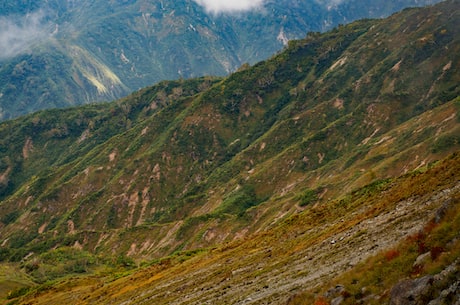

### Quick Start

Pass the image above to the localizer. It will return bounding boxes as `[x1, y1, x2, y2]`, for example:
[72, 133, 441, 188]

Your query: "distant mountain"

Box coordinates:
[0, 0, 442, 120]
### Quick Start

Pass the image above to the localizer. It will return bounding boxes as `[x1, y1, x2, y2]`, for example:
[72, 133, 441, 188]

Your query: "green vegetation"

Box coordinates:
[0, 0, 442, 120]
[0, 0, 458, 265]
[296, 188, 319, 207]
[0, 1, 458, 303]
[217, 185, 259, 216]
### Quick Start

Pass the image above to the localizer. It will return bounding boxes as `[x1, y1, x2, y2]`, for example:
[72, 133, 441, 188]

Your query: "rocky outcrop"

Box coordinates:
[390, 276, 434, 305]
[390, 259, 460, 305]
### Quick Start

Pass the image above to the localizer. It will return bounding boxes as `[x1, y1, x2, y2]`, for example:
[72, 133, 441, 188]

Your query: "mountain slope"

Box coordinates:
[0, 0, 459, 303]
[9, 153, 458, 304]
[0, 0, 442, 120]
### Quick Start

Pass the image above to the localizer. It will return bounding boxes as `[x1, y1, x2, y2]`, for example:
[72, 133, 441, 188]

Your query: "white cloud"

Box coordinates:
[314, 0, 346, 7]
[0, 10, 53, 60]
[193, 0, 266, 14]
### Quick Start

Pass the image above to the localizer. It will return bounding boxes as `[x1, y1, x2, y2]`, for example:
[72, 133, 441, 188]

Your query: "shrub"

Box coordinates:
[218, 185, 258, 216]
[431, 134, 459, 153]
[384, 249, 400, 262]
[7, 286, 31, 300]
[1, 210, 20, 225]
[297, 189, 318, 207]
[430, 246, 444, 260]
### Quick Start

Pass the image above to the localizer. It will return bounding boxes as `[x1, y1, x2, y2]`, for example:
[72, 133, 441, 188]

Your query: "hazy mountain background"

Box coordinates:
[0, 0, 442, 120]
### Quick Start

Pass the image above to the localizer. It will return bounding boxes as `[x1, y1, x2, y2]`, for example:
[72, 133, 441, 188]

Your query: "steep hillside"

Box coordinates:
[6, 152, 459, 304]
[0, 0, 442, 120]
[0, 0, 459, 303]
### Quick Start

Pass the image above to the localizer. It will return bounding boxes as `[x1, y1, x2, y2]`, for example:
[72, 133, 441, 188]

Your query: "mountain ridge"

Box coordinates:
[1, 0, 459, 256]
[0, 0, 442, 120]
[0, 0, 459, 303]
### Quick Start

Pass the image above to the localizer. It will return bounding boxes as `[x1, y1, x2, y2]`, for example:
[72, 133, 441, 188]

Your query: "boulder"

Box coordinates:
[389, 276, 434, 305]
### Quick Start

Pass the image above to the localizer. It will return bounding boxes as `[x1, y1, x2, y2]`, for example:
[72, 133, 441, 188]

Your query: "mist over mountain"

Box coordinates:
[0, 0, 442, 120]
[192, 0, 266, 13]
[0, 10, 55, 60]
